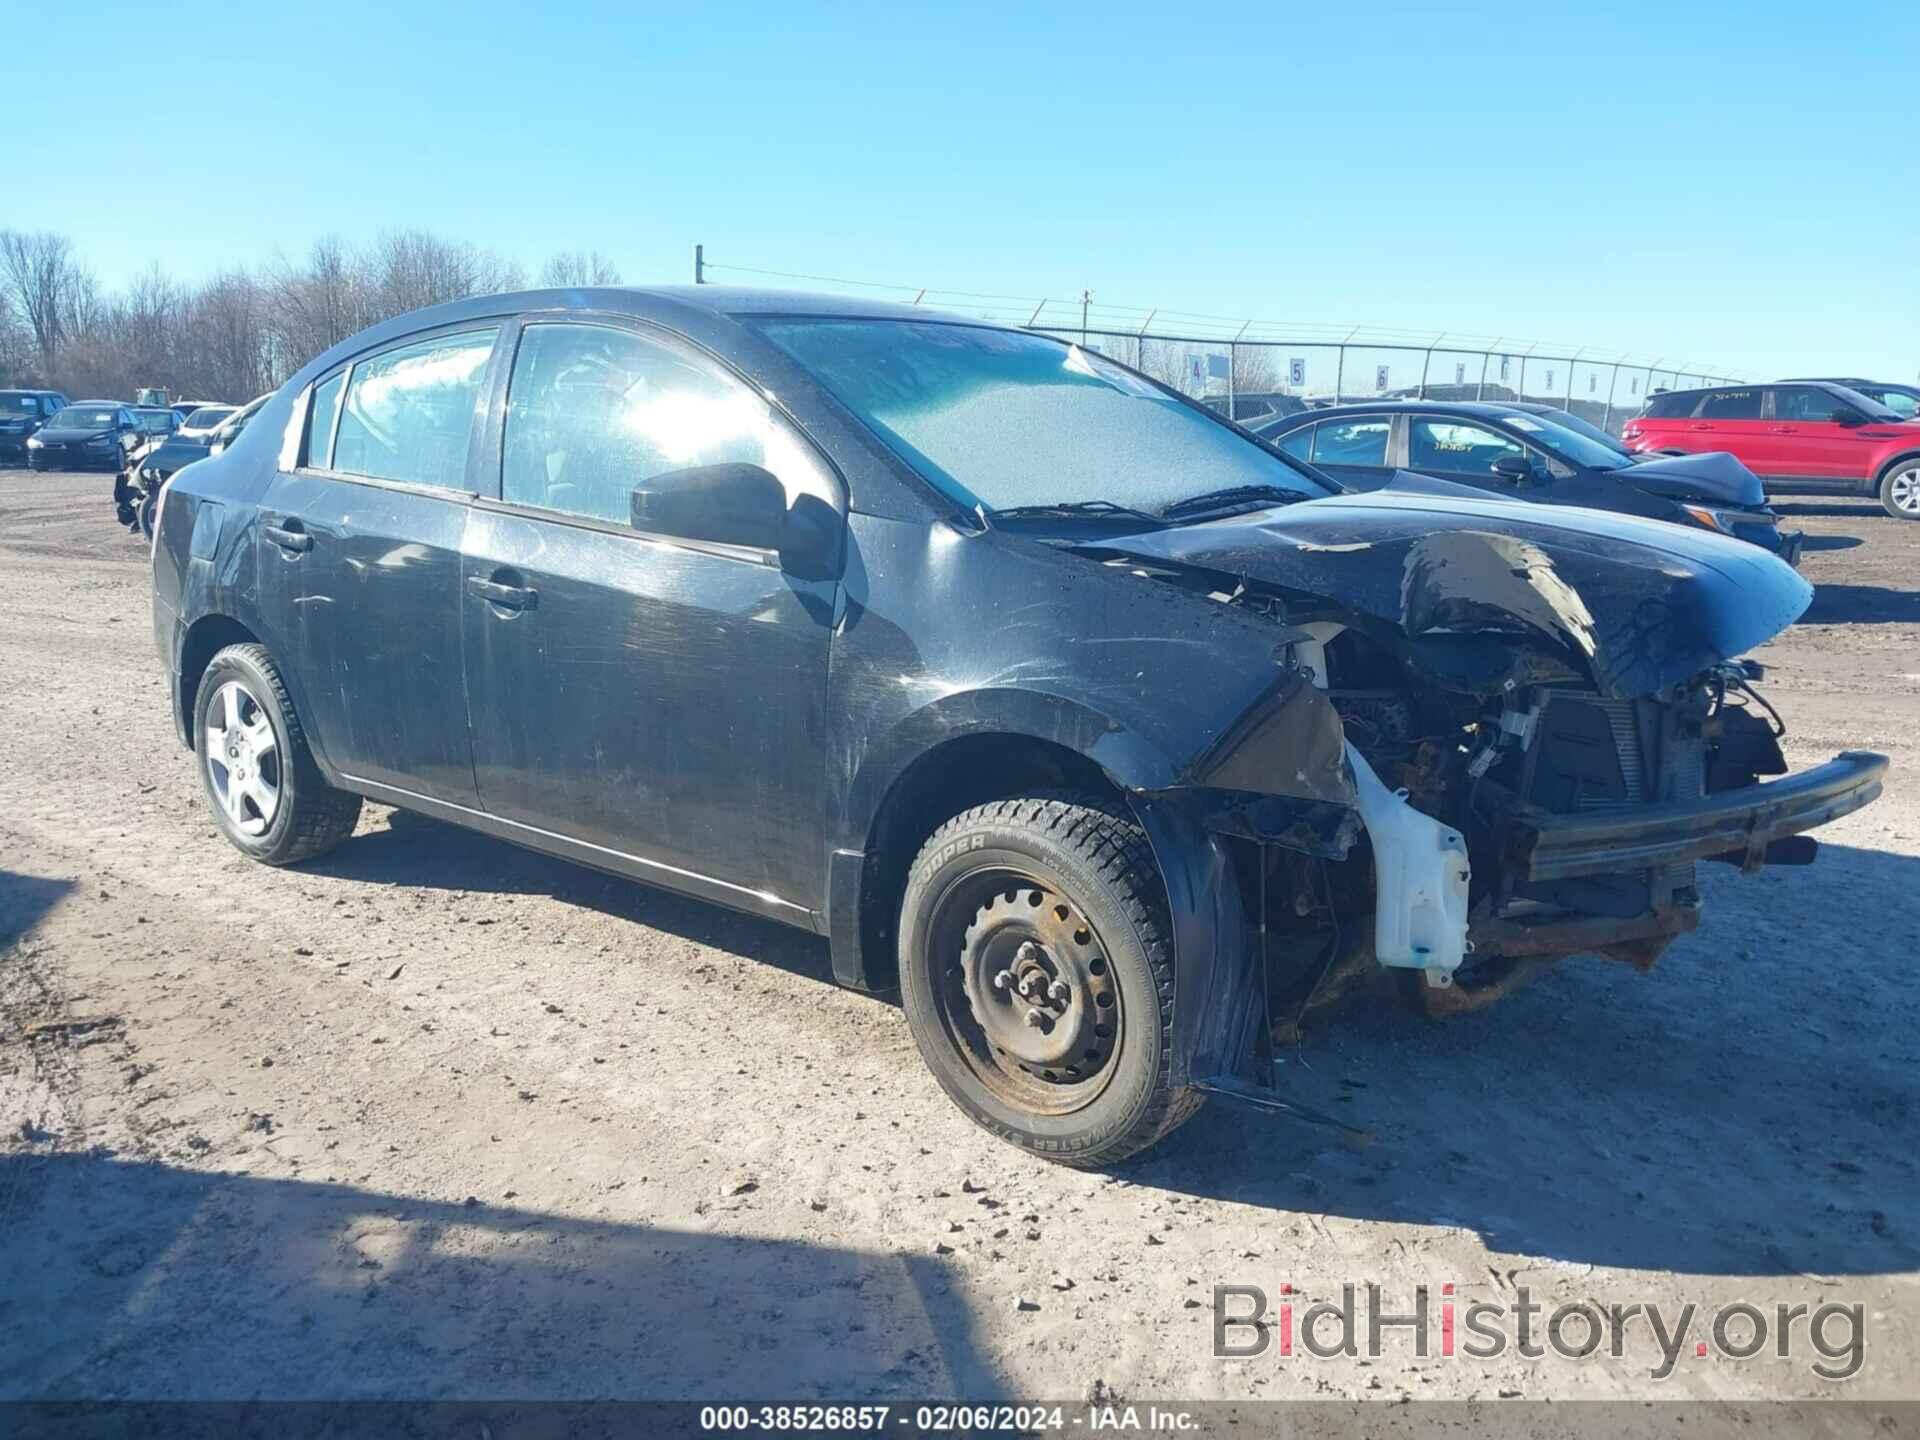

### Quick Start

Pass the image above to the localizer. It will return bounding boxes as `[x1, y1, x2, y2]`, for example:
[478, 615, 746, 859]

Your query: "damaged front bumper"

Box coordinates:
[1515, 750, 1887, 880]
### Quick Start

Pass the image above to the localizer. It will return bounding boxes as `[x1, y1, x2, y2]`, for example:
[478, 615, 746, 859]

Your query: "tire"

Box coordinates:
[137, 488, 158, 539]
[1878, 458, 1920, 520]
[898, 792, 1200, 1167]
[193, 643, 362, 865]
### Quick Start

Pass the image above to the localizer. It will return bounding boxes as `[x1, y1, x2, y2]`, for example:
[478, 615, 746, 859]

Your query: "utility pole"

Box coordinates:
[1081, 289, 1090, 348]
[693, 244, 705, 285]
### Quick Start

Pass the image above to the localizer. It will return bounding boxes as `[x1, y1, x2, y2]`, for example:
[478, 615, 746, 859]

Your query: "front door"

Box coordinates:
[460, 319, 841, 917]
[1765, 386, 1885, 481]
[254, 325, 501, 805]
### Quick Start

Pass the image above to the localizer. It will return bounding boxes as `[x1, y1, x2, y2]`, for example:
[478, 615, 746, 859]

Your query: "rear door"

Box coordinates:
[459, 317, 842, 917]
[1765, 386, 1883, 482]
[1306, 415, 1397, 489]
[254, 325, 502, 805]
[1682, 387, 1771, 469]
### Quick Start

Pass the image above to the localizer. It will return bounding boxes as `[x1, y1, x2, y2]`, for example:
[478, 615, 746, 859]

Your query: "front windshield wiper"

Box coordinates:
[1159, 484, 1311, 520]
[992, 500, 1168, 528]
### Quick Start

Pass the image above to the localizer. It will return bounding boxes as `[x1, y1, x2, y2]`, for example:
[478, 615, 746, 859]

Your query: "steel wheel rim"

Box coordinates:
[1891, 468, 1920, 515]
[924, 863, 1124, 1116]
[205, 680, 281, 837]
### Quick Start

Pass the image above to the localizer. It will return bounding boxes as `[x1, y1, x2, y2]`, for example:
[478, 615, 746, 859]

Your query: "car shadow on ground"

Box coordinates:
[1124, 843, 1920, 1280]
[0, 870, 76, 951]
[1801, 584, 1920, 624]
[1799, 534, 1863, 553]
[1773, 500, 1885, 519]
[0, 1152, 995, 1401]
[308, 808, 844, 993]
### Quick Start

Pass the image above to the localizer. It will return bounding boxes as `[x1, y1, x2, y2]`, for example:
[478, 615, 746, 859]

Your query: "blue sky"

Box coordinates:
[14, 0, 1917, 380]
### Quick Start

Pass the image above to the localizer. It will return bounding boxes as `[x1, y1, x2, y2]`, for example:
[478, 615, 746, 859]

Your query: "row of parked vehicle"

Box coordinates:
[1224, 376, 1920, 536]
[147, 284, 1887, 1166]
[0, 386, 272, 535]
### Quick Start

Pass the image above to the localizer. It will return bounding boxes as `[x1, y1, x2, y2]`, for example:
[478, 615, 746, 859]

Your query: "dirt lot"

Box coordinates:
[2, 473, 1917, 1407]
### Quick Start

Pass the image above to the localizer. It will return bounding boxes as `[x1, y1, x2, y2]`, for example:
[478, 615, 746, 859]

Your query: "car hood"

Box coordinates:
[1093, 481, 1811, 699]
[1618, 449, 1766, 507]
[36, 426, 116, 443]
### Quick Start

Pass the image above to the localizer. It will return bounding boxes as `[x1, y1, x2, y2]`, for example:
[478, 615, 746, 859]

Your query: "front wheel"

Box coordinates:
[898, 793, 1199, 1167]
[1879, 460, 1920, 520]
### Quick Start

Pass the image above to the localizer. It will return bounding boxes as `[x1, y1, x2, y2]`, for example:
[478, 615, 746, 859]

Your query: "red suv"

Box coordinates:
[1622, 382, 1920, 519]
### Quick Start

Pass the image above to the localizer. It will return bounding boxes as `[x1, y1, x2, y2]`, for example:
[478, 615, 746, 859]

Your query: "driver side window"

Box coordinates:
[1772, 387, 1856, 423]
[501, 322, 835, 528]
[1408, 418, 1529, 477]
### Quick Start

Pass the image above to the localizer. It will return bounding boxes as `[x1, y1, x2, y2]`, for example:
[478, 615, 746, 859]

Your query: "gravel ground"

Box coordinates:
[1, 472, 1916, 1408]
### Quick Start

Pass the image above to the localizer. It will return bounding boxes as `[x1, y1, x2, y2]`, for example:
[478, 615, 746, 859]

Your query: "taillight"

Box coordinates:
[149, 474, 175, 556]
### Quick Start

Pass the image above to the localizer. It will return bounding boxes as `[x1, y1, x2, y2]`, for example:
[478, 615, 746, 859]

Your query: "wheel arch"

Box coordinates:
[828, 696, 1176, 993]
[175, 614, 335, 778]
[1875, 449, 1920, 482]
[177, 613, 263, 746]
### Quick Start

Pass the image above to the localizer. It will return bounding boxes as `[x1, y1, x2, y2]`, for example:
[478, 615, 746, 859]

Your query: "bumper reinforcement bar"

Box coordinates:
[1516, 750, 1888, 882]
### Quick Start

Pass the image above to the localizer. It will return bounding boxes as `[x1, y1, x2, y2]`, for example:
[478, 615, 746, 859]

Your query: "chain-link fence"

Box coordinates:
[696, 251, 1742, 436]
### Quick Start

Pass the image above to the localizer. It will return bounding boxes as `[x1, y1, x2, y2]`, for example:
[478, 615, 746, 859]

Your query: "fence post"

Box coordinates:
[1419, 340, 1435, 398]
[1228, 341, 1237, 421]
[1335, 345, 1346, 404]
[693, 243, 705, 284]
[1477, 349, 1491, 401]
[1602, 363, 1620, 434]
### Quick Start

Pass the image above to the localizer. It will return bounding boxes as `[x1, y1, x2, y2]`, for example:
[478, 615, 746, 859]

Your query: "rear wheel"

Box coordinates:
[898, 793, 1199, 1167]
[193, 644, 362, 865]
[1879, 459, 1920, 520]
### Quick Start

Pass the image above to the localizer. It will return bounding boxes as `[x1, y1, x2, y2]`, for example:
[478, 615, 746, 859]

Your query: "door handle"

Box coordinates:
[263, 522, 312, 554]
[1687, 423, 1713, 431]
[1768, 425, 1796, 433]
[466, 575, 539, 611]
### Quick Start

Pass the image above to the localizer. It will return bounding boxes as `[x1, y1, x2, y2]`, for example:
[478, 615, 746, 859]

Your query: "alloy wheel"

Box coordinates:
[1889, 466, 1920, 516]
[204, 681, 281, 836]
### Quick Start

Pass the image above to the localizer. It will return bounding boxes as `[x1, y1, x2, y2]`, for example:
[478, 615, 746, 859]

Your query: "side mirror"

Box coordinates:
[1489, 454, 1534, 482]
[630, 462, 840, 577]
[1832, 409, 1867, 428]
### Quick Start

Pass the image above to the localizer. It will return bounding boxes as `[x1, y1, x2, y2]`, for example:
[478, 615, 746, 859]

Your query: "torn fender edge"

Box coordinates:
[1130, 792, 1256, 1091]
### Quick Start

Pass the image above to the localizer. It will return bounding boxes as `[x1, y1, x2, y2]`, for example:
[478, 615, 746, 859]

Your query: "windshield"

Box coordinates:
[135, 410, 173, 432]
[753, 319, 1333, 518]
[1497, 410, 1634, 470]
[51, 407, 116, 429]
[1516, 407, 1631, 457]
[1830, 386, 1907, 422]
[183, 406, 235, 429]
[0, 392, 38, 414]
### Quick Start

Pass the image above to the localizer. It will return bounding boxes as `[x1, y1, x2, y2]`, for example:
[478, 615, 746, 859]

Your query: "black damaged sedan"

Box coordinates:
[150, 288, 1886, 1165]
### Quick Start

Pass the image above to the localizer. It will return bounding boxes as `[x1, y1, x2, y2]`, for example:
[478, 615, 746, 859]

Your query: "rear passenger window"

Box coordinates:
[501, 322, 833, 529]
[1697, 389, 1760, 420]
[332, 328, 497, 489]
[1275, 425, 1314, 461]
[305, 371, 345, 468]
[1311, 419, 1390, 467]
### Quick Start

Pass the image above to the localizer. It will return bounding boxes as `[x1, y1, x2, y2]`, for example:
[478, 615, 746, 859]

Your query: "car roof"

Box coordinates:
[1266, 400, 1540, 423]
[67, 399, 125, 407]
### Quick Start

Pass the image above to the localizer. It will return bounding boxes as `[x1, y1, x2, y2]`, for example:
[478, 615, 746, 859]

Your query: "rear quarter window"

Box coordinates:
[1642, 392, 1699, 419]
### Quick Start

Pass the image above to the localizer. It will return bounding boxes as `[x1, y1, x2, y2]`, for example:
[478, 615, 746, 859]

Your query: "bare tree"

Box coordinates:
[0, 230, 87, 374]
[541, 250, 623, 287]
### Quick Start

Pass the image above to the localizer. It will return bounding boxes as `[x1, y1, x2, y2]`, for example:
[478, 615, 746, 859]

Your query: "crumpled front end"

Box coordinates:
[1092, 490, 1887, 1103]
